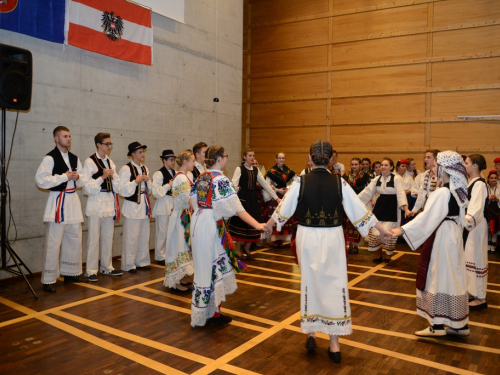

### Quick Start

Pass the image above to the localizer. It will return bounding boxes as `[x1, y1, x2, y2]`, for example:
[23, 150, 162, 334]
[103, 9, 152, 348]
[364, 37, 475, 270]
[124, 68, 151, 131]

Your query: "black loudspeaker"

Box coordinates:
[0, 44, 32, 111]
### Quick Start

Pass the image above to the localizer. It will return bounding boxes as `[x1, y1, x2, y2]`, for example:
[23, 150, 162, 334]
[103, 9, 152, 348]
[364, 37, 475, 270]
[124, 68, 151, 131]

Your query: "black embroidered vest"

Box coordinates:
[297, 169, 343, 227]
[125, 162, 147, 204]
[467, 178, 488, 219]
[443, 184, 460, 216]
[238, 166, 258, 192]
[90, 154, 113, 192]
[159, 166, 174, 196]
[192, 166, 201, 180]
[46, 147, 78, 192]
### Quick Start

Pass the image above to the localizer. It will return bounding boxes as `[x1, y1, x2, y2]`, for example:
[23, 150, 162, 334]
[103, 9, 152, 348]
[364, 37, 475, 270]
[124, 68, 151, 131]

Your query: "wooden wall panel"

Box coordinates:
[433, 0, 500, 27]
[242, 79, 248, 101]
[331, 64, 427, 97]
[330, 124, 425, 149]
[332, 94, 426, 123]
[251, 73, 328, 102]
[431, 90, 500, 117]
[250, 0, 329, 25]
[250, 126, 327, 153]
[332, 34, 428, 66]
[432, 58, 500, 87]
[251, 100, 328, 127]
[251, 46, 329, 75]
[243, 1, 500, 173]
[332, 4, 428, 42]
[433, 25, 500, 58]
[431, 122, 500, 149]
[251, 18, 330, 53]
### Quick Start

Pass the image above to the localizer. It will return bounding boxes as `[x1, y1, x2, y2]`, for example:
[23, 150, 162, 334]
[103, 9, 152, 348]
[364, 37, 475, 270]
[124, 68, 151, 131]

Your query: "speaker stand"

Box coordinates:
[1, 108, 38, 299]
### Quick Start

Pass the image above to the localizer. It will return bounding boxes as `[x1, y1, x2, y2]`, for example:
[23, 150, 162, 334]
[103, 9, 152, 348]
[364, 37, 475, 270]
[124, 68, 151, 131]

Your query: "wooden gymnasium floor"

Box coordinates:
[1, 243, 499, 375]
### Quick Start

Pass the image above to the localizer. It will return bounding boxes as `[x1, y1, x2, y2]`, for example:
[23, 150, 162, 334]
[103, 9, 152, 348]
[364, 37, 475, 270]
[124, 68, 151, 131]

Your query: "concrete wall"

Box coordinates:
[0, 0, 243, 279]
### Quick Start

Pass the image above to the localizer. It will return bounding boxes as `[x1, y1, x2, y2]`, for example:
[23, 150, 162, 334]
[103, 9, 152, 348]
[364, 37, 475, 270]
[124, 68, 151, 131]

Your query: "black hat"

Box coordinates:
[160, 149, 176, 159]
[127, 142, 147, 156]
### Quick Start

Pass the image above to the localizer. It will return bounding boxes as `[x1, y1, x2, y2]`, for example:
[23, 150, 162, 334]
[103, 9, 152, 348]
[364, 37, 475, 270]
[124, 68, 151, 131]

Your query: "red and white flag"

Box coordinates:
[65, 0, 153, 65]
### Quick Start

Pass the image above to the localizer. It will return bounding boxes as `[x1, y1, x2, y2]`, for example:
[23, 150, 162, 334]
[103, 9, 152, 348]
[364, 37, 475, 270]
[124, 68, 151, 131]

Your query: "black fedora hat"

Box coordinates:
[160, 149, 176, 159]
[127, 141, 147, 156]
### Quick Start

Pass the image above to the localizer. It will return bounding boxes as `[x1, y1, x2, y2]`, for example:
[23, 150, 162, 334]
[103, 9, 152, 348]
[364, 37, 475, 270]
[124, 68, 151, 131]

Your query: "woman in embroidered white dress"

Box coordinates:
[391, 151, 470, 337]
[190, 146, 269, 327]
[164, 151, 195, 291]
[264, 141, 392, 363]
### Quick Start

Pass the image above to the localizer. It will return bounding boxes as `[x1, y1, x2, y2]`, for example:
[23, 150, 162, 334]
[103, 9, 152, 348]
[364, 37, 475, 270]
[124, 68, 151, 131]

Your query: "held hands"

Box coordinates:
[390, 228, 403, 237]
[256, 223, 272, 234]
[404, 208, 413, 218]
[135, 174, 149, 184]
[263, 220, 274, 235]
[378, 228, 393, 244]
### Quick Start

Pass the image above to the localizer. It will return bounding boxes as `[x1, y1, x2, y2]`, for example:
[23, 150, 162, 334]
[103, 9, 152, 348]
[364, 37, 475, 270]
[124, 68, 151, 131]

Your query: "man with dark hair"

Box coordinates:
[118, 142, 152, 272]
[82, 133, 122, 282]
[35, 126, 87, 293]
[191, 142, 207, 180]
[409, 149, 441, 216]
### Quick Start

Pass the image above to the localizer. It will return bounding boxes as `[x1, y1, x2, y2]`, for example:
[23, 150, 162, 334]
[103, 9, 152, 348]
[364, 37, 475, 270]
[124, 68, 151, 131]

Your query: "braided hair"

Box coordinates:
[205, 145, 225, 168]
[309, 140, 333, 166]
[176, 150, 194, 167]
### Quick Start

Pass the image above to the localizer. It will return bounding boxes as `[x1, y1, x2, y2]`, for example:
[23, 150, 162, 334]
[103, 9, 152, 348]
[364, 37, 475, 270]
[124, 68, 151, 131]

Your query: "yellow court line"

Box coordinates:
[0, 297, 188, 375]
[220, 364, 263, 375]
[236, 279, 300, 294]
[245, 265, 300, 277]
[350, 287, 415, 298]
[191, 312, 300, 375]
[252, 257, 300, 266]
[349, 324, 500, 355]
[254, 252, 296, 259]
[347, 263, 373, 269]
[348, 252, 405, 288]
[378, 268, 417, 275]
[238, 272, 301, 284]
[489, 260, 500, 265]
[371, 273, 415, 282]
[285, 325, 482, 375]
[138, 285, 279, 326]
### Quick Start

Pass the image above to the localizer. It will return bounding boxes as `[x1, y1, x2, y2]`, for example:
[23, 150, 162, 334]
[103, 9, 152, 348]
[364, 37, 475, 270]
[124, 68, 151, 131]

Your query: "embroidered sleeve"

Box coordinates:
[342, 181, 378, 237]
[212, 176, 244, 220]
[272, 179, 300, 231]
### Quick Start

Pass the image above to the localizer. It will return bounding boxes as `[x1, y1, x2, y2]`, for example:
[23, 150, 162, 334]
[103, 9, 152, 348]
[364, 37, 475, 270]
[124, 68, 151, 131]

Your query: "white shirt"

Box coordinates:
[152, 167, 175, 217]
[232, 165, 278, 201]
[83, 153, 120, 217]
[35, 150, 85, 224]
[333, 162, 345, 174]
[118, 161, 152, 219]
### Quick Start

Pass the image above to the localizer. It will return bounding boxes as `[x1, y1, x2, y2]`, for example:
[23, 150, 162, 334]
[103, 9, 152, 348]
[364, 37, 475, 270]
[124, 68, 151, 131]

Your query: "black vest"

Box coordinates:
[372, 173, 398, 222]
[46, 147, 78, 192]
[159, 166, 175, 196]
[192, 166, 201, 180]
[297, 169, 343, 227]
[466, 178, 488, 219]
[90, 154, 113, 192]
[125, 162, 148, 204]
[238, 166, 258, 191]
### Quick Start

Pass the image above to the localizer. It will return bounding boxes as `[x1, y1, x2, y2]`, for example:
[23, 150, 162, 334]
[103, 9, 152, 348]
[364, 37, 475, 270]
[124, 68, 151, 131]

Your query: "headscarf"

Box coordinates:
[436, 151, 469, 208]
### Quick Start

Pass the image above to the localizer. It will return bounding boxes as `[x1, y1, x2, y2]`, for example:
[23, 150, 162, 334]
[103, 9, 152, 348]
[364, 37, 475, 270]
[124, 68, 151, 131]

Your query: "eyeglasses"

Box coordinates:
[277, 157, 285, 160]
[100, 142, 113, 146]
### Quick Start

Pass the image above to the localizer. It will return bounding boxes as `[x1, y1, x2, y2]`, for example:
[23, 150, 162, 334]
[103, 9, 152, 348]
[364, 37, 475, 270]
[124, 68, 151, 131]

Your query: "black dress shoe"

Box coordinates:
[128, 268, 137, 273]
[469, 302, 488, 310]
[43, 284, 56, 293]
[327, 348, 341, 363]
[136, 265, 151, 270]
[468, 295, 475, 302]
[207, 314, 232, 326]
[156, 260, 166, 266]
[372, 257, 383, 264]
[180, 281, 193, 287]
[170, 287, 191, 293]
[305, 336, 317, 351]
[64, 275, 88, 283]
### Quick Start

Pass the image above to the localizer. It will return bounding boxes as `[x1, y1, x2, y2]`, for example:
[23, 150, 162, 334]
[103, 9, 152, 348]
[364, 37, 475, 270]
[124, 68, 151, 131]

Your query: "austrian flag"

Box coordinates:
[65, 0, 152, 65]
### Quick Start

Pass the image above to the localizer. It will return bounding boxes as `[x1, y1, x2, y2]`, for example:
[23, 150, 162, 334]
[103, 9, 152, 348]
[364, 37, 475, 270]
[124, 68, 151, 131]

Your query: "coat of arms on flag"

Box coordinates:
[101, 11, 124, 42]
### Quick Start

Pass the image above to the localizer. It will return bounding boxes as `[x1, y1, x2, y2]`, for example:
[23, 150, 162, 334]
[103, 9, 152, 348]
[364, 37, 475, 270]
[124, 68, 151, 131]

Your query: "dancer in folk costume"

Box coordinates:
[119, 142, 152, 272]
[228, 149, 278, 259]
[464, 154, 489, 310]
[151, 150, 176, 265]
[361, 158, 375, 181]
[82, 133, 122, 282]
[358, 158, 410, 262]
[190, 142, 208, 181]
[264, 141, 392, 363]
[486, 170, 500, 253]
[164, 151, 196, 291]
[392, 151, 470, 336]
[343, 158, 370, 254]
[409, 150, 441, 216]
[264, 152, 296, 247]
[35, 126, 88, 292]
[190, 146, 269, 327]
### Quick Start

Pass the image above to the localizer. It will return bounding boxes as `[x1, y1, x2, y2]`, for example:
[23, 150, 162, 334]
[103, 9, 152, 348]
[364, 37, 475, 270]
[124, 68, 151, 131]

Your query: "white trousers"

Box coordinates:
[155, 215, 170, 261]
[86, 215, 115, 276]
[121, 217, 151, 271]
[41, 222, 82, 284]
